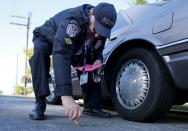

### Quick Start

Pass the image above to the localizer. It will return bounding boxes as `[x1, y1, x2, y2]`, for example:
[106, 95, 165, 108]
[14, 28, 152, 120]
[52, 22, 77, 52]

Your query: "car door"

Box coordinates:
[154, 0, 188, 90]
[153, 0, 188, 45]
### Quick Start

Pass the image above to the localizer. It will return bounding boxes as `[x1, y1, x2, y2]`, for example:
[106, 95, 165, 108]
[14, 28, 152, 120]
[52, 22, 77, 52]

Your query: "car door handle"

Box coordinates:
[110, 36, 117, 41]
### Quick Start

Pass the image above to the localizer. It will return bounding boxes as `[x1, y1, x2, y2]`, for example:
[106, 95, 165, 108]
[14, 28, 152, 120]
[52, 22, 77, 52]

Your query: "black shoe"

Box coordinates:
[29, 102, 46, 120]
[83, 109, 111, 118]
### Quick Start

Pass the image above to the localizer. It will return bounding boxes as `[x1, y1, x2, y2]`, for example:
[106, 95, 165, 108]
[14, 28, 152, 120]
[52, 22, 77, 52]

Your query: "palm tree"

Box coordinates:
[134, 0, 147, 5]
[126, 0, 147, 6]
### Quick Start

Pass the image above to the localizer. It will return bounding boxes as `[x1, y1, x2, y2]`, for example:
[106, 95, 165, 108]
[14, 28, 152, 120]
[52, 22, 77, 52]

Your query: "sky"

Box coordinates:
[0, 0, 156, 95]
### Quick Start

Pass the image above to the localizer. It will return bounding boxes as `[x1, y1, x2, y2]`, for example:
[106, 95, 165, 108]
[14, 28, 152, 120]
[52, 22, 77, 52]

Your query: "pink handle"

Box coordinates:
[75, 64, 102, 72]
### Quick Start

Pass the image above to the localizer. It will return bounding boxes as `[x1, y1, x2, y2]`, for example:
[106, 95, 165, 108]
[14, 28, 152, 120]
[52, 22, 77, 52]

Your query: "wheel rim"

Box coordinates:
[46, 81, 56, 101]
[116, 59, 150, 110]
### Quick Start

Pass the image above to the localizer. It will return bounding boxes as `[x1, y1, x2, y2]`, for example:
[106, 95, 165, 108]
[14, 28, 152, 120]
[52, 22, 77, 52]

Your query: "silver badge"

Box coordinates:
[94, 40, 103, 49]
[66, 23, 80, 37]
[80, 72, 88, 85]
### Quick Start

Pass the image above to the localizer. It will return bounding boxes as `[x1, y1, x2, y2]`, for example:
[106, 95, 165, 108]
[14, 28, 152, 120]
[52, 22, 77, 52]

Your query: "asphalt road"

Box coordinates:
[0, 95, 188, 131]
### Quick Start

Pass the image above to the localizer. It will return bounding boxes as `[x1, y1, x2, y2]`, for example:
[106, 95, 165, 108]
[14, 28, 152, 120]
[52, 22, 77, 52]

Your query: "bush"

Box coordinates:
[15, 85, 34, 95]
[26, 86, 33, 95]
[15, 85, 24, 95]
[0, 90, 3, 95]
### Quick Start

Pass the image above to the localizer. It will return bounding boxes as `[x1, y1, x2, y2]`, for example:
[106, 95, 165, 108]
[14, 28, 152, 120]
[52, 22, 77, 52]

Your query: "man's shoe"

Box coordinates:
[29, 102, 46, 120]
[83, 109, 111, 118]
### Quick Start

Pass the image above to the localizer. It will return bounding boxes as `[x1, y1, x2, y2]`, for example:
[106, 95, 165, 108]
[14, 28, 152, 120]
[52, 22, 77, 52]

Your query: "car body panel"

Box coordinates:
[152, 12, 173, 34]
[153, 0, 188, 44]
[164, 51, 188, 89]
[158, 39, 188, 89]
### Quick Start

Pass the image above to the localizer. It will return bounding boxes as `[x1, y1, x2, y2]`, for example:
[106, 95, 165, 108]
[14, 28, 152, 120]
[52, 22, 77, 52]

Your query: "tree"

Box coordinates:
[21, 48, 33, 88]
[20, 48, 33, 95]
[134, 0, 147, 5]
[15, 85, 24, 95]
[126, 0, 147, 5]
[25, 48, 34, 60]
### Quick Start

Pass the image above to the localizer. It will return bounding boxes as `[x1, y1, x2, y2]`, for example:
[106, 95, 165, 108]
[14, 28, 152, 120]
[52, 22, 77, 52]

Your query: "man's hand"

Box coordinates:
[93, 59, 103, 73]
[61, 96, 81, 122]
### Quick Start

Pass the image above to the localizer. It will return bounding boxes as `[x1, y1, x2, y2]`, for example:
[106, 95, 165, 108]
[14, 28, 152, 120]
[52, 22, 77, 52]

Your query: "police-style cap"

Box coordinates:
[93, 3, 117, 38]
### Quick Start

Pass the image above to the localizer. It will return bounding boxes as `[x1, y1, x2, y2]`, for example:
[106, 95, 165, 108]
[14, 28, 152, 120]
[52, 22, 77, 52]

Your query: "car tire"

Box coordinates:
[45, 78, 61, 105]
[111, 48, 175, 122]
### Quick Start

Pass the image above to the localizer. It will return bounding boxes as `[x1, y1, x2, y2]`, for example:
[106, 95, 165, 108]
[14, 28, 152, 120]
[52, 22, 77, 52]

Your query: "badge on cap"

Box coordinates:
[66, 20, 80, 38]
[64, 38, 72, 45]
[102, 17, 114, 27]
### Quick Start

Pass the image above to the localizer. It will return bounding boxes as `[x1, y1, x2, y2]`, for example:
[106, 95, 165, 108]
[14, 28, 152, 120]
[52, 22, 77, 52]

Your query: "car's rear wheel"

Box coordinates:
[111, 48, 175, 122]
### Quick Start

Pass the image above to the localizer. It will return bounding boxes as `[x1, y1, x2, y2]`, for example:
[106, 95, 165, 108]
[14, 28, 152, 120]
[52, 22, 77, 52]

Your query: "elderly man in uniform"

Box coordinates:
[29, 3, 117, 121]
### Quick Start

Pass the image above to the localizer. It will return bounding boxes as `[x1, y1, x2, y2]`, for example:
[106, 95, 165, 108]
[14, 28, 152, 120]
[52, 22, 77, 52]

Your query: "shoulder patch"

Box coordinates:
[66, 20, 81, 38]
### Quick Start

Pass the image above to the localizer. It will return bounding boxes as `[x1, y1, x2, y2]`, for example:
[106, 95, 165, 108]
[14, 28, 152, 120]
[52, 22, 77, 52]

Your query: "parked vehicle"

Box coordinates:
[46, 67, 81, 105]
[103, 0, 188, 121]
[46, 0, 188, 122]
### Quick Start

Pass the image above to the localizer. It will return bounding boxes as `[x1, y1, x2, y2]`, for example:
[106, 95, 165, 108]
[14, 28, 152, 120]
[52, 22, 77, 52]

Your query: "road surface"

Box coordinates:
[0, 95, 188, 131]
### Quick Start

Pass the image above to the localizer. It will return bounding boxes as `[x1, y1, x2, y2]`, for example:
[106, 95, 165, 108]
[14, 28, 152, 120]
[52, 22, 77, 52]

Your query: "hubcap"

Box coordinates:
[116, 59, 150, 110]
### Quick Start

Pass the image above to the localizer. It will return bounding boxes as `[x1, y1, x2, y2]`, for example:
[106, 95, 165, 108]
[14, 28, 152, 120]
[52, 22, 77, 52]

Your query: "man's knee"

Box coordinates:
[34, 40, 51, 56]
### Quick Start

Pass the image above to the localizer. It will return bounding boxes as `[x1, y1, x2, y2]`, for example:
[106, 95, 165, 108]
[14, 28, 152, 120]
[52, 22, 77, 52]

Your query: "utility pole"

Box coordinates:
[10, 12, 32, 95]
[15, 54, 19, 95]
